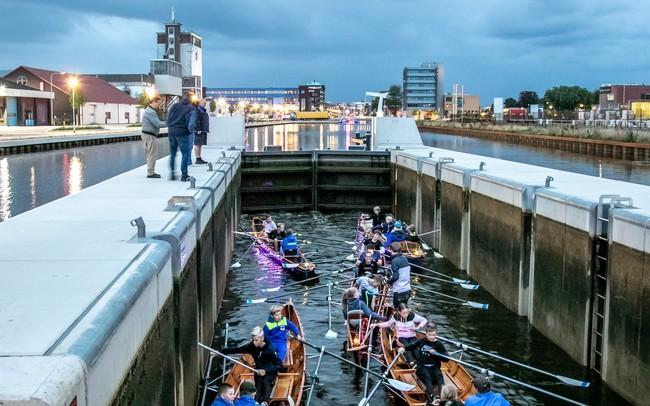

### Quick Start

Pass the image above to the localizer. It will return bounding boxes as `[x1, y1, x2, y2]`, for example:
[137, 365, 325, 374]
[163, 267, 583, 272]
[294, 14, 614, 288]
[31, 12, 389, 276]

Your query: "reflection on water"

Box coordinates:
[0, 137, 167, 222]
[245, 122, 371, 151]
[421, 130, 650, 186]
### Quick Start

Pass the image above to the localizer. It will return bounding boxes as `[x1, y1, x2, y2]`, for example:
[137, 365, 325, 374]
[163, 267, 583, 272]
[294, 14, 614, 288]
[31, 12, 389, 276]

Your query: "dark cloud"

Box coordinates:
[2, 0, 649, 102]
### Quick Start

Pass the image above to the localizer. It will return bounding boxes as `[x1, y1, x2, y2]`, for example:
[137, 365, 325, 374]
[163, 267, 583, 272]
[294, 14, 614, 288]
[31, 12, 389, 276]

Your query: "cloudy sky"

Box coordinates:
[1, 0, 649, 103]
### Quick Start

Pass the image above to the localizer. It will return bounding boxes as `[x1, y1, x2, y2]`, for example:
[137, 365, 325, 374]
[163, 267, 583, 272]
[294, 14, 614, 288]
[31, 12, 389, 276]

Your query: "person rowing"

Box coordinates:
[365, 206, 385, 227]
[373, 214, 395, 235]
[357, 251, 379, 277]
[341, 287, 386, 324]
[464, 375, 510, 406]
[263, 216, 277, 238]
[371, 302, 427, 367]
[220, 326, 283, 404]
[280, 231, 299, 257]
[387, 242, 412, 306]
[263, 303, 302, 363]
[268, 223, 287, 251]
[364, 229, 385, 250]
[406, 224, 420, 243]
[399, 322, 450, 403]
[384, 221, 408, 247]
[355, 275, 383, 307]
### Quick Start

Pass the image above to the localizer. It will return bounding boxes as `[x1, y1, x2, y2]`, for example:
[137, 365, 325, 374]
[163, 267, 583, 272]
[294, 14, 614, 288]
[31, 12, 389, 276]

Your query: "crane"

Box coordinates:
[365, 91, 389, 117]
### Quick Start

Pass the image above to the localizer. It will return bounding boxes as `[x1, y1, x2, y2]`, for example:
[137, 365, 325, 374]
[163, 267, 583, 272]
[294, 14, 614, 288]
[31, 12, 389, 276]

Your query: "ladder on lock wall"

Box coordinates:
[590, 194, 633, 375]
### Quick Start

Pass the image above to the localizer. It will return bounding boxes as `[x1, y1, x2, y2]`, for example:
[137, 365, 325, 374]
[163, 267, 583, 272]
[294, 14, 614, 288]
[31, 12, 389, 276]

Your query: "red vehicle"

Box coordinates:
[505, 107, 528, 121]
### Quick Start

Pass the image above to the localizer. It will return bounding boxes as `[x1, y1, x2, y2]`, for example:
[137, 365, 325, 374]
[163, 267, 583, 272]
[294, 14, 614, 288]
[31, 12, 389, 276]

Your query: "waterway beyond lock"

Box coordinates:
[213, 211, 628, 405]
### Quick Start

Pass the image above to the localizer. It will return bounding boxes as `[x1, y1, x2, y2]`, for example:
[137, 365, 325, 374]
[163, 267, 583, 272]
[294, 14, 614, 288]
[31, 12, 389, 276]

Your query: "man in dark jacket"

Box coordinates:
[194, 99, 210, 164]
[221, 326, 283, 403]
[388, 242, 411, 306]
[400, 322, 449, 401]
[167, 92, 196, 181]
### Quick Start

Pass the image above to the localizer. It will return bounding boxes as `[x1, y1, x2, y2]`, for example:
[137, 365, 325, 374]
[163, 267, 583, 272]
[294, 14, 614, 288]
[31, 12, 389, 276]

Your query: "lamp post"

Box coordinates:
[49, 71, 66, 125]
[68, 77, 79, 133]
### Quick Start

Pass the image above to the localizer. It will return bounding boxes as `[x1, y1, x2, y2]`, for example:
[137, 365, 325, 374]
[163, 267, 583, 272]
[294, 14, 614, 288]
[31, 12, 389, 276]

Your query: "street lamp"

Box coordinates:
[68, 77, 79, 133]
[50, 71, 66, 125]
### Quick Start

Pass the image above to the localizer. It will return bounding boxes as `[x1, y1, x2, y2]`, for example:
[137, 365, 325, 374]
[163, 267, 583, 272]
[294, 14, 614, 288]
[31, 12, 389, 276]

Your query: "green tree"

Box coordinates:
[209, 100, 217, 113]
[68, 89, 85, 110]
[385, 85, 402, 114]
[137, 92, 151, 109]
[543, 86, 595, 110]
[504, 97, 518, 108]
[518, 91, 539, 107]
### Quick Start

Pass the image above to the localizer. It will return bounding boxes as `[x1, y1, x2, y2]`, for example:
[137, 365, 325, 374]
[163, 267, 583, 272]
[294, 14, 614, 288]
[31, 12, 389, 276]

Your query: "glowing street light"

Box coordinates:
[68, 77, 79, 133]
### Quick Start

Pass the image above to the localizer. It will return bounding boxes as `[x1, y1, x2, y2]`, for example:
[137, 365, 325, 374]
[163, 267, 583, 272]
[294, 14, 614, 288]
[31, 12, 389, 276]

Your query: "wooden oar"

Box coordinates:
[413, 284, 489, 310]
[435, 335, 590, 387]
[409, 261, 471, 284]
[358, 351, 407, 406]
[430, 351, 587, 406]
[230, 240, 256, 269]
[324, 284, 338, 339]
[297, 338, 415, 392]
[410, 270, 479, 290]
[260, 266, 355, 293]
[246, 277, 356, 304]
[197, 343, 258, 373]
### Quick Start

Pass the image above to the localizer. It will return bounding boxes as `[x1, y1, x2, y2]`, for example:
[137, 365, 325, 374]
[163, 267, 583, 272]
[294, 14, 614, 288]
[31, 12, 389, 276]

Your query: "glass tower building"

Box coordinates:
[402, 62, 444, 113]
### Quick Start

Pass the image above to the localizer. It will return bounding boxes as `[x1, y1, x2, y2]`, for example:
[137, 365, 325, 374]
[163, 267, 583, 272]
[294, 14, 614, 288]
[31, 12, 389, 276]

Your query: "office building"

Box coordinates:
[204, 87, 299, 110]
[402, 62, 444, 113]
[299, 81, 325, 112]
[443, 93, 480, 117]
[598, 84, 650, 112]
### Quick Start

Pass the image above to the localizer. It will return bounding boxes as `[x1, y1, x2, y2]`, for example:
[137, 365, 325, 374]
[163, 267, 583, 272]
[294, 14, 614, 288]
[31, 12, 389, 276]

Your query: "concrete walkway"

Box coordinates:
[0, 124, 142, 142]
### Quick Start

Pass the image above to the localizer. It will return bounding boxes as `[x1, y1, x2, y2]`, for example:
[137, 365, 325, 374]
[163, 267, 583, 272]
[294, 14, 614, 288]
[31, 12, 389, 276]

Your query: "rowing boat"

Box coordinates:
[378, 310, 476, 404]
[251, 217, 317, 277]
[223, 302, 306, 406]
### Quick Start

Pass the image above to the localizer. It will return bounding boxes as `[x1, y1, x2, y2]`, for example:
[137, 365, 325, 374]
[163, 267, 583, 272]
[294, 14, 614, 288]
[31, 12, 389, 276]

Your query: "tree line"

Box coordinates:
[504, 86, 599, 110]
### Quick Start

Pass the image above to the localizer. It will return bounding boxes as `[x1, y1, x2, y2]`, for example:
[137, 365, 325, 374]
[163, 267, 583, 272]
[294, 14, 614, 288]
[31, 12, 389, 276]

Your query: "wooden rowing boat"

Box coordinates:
[251, 217, 317, 277]
[379, 311, 476, 404]
[223, 302, 306, 406]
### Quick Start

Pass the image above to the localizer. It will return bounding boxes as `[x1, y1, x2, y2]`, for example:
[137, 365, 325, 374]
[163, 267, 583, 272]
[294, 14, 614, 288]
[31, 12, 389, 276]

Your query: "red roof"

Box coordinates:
[18, 66, 137, 105]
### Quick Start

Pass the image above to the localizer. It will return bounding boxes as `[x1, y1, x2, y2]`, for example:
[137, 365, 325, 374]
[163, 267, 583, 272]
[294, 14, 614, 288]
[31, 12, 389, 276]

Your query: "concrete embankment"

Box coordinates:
[419, 122, 650, 162]
[377, 117, 650, 405]
[0, 117, 244, 405]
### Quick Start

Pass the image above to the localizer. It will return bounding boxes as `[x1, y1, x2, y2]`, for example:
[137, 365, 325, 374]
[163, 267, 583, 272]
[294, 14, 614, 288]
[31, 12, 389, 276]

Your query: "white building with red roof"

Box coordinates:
[3, 66, 140, 126]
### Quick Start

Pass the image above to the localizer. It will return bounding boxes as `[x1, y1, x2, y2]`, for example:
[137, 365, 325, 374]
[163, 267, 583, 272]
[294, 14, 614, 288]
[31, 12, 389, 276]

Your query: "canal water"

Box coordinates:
[215, 212, 629, 405]
[421, 129, 650, 186]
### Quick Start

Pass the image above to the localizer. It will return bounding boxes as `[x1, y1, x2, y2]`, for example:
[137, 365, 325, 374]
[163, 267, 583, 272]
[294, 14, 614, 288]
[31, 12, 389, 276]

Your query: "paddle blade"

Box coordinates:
[261, 286, 281, 293]
[345, 254, 355, 261]
[557, 375, 590, 387]
[466, 301, 489, 310]
[386, 379, 415, 392]
[420, 242, 431, 251]
[325, 330, 338, 339]
[344, 241, 356, 245]
[357, 397, 368, 406]
[452, 278, 471, 284]
[460, 283, 480, 290]
[230, 262, 242, 269]
[433, 252, 444, 259]
[246, 298, 267, 304]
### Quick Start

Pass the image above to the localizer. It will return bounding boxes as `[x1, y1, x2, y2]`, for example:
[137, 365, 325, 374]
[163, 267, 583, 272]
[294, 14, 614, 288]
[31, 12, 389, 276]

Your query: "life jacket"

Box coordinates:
[265, 317, 288, 331]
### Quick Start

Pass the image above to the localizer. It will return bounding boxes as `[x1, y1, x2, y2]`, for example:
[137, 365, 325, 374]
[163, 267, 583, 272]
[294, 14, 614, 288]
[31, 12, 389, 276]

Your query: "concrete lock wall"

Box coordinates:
[0, 119, 242, 406]
[531, 190, 596, 365]
[604, 210, 650, 405]
[420, 160, 438, 248]
[393, 153, 419, 224]
[440, 165, 472, 271]
[468, 173, 536, 315]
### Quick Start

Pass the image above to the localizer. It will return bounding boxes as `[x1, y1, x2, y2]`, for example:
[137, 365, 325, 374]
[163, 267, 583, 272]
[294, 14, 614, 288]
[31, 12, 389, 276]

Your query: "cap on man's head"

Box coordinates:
[239, 381, 257, 396]
[472, 375, 491, 393]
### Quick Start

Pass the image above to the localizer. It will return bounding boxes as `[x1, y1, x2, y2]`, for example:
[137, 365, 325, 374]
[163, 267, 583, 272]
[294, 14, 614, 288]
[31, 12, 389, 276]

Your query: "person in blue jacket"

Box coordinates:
[384, 221, 408, 247]
[211, 383, 235, 406]
[263, 304, 302, 363]
[234, 381, 262, 406]
[280, 232, 299, 256]
[464, 375, 510, 406]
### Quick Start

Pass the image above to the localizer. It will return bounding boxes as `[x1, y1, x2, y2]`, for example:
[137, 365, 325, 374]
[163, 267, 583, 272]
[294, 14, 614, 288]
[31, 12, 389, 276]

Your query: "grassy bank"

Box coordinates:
[419, 121, 650, 144]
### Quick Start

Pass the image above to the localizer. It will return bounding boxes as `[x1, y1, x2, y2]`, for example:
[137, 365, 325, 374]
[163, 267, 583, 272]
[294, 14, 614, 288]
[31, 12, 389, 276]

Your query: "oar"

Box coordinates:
[230, 240, 256, 269]
[197, 343, 258, 373]
[411, 270, 479, 290]
[246, 277, 355, 304]
[418, 229, 440, 237]
[409, 262, 470, 284]
[325, 284, 338, 339]
[297, 338, 415, 392]
[413, 284, 489, 310]
[436, 336, 590, 387]
[430, 351, 587, 406]
[358, 351, 407, 406]
[260, 266, 355, 293]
